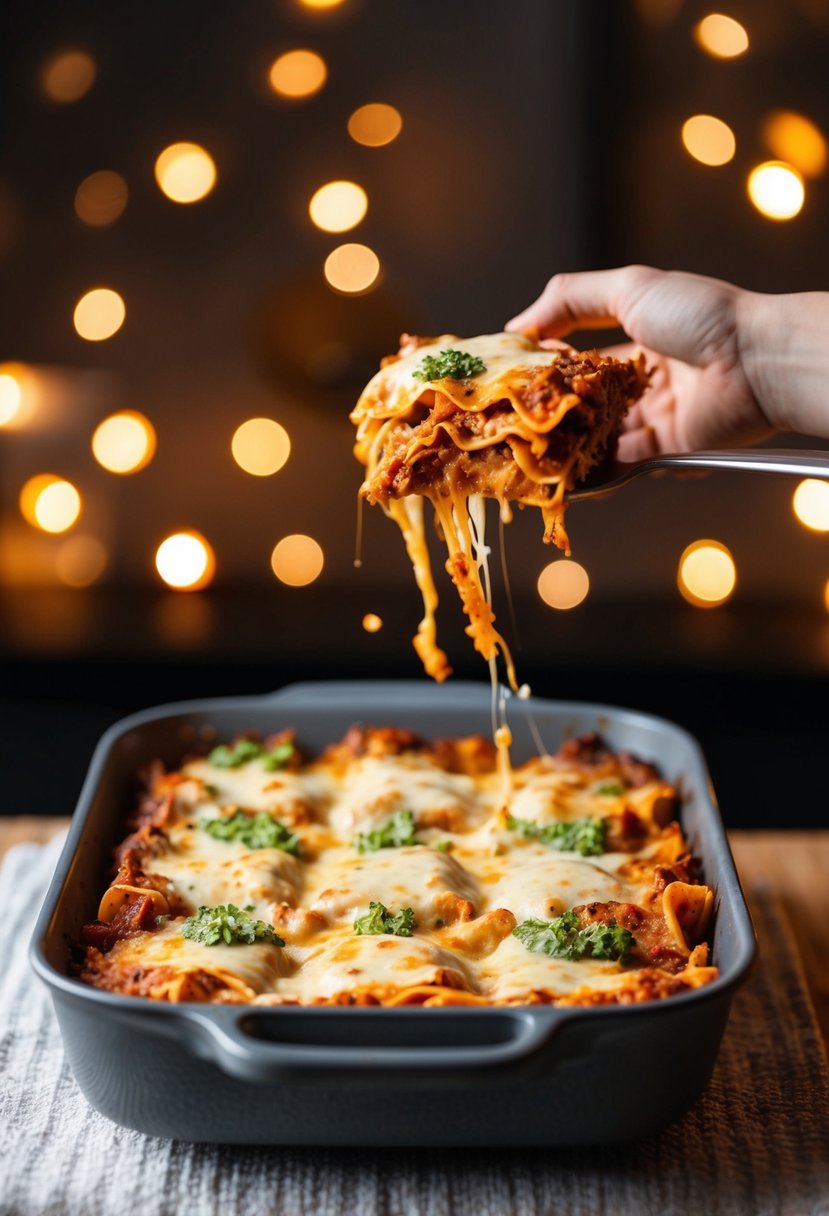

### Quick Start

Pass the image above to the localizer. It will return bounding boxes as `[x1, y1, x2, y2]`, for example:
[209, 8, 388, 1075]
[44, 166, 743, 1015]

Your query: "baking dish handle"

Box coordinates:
[184, 1007, 569, 1086]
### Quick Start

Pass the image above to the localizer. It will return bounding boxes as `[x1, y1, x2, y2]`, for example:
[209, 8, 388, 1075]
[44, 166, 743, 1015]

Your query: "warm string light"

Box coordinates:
[75, 170, 129, 226]
[271, 534, 324, 586]
[39, 49, 96, 103]
[154, 143, 216, 204]
[269, 50, 327, 99]
[231, 418, 291, 476]
[348, 104, 402, 147]
[694, 13, 749, 58]
[362, 613, 383, 633]
[537, 560, 590, 610]
[324, 243, 380, 294]
[677, 540, 736, 607]
[55, 535, 108, 587]
[0, 369, 23, 425]
[792, 479, 829, 532]
[308, 180, 367, 233]
[155, 531, 215, 590]
[19, 474, 82, 534]
[92, 411, 156, 474]
[762, 111, 827, 179]
[73, 287, 125, 341]
[681, 114, 736, 166]
[747, 161, 805, 220]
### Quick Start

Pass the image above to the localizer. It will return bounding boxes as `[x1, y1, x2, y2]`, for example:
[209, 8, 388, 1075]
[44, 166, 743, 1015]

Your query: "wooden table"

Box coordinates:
[4, 819, 828, 1049]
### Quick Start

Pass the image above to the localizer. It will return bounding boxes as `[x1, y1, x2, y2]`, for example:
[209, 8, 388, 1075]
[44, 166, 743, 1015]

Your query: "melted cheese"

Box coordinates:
[278, 933, 471, 1002]
[352, 333, 567, 422]
[149, 846, 301, 918]
[486, 855, 624, 922]
[329, 755, 482, 836]
[84, 737, 716, 1007]
[307, 845, 480, 925]
[110, 920, 290, 996]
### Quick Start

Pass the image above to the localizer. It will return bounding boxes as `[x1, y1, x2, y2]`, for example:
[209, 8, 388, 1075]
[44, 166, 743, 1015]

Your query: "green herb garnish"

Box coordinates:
[513, 912, 633, 963]
[181, 903, 284, 947]
[412, 348, 487, 383]
[353, 901, 415, 937]
[595, 781, 624, 797]
[262, 741, 295, 771]
[506, 814, 607, 857]
[208, 738, 295, 771]
[354, 809, 417, 854]
[434, 839, 453, 853]
[201, 810, 299, 855]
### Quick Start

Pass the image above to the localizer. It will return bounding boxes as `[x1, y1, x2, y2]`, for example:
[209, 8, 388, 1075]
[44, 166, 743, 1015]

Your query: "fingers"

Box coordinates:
[617, 426, 661, 463]
[506, 266, 658, 340]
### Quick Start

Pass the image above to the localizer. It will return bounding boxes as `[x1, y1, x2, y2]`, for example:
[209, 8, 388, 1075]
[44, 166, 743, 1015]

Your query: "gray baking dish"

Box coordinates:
[31, 680, 755, 1146]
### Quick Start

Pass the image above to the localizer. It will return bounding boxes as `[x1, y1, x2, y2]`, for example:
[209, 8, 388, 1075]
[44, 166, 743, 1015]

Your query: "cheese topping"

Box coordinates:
[352, 333, 570, 422]
[79, 731, 716, 1007]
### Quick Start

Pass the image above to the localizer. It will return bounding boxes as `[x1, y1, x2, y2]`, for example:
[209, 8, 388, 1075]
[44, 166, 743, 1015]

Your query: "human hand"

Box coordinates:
[507, 265, 776, 461]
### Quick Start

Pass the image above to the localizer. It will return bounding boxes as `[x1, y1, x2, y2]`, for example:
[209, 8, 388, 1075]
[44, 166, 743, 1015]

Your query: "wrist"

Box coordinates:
[736, 289, 786, 432]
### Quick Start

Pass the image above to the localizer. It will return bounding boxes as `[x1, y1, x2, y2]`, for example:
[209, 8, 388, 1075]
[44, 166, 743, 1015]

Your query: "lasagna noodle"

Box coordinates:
[351, 333, 648, 684]
[79, 731, 717, 1007]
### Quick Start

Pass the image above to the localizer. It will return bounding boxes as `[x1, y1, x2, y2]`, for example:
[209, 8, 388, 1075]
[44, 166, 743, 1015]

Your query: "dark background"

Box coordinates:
[1, 0, 828, 825]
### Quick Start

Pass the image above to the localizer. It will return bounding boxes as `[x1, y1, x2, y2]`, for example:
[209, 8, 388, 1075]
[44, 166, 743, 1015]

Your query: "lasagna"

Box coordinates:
[77, 727, 717, 1007]
[351, 333, 648, 683]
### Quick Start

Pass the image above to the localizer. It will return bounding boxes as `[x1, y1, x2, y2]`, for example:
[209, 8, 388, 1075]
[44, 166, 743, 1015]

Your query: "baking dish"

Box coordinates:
[31, 680, 755, 1146]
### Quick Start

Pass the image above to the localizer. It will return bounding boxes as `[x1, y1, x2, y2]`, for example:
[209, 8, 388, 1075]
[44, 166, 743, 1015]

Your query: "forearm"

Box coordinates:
[739, 290, 829, 439]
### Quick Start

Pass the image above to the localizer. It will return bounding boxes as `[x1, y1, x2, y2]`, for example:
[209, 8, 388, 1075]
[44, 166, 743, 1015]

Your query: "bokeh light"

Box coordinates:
[73, 287, 125, 341]
[677, 540, 736, 607]
[537, 559, 590, 610]
[792, 479, 829, 532]
[19, 474, 81, 534]
[348, 103, 403, 147]
[747, 161, 805, 220]
[268, 50, 327, 99]
[231, 418, 291, 476]
[154, 143, 216, 204]
[74, 170, 129, 226]
[55, 535, 108, 587]
[39, 49, 96, 103]
[324, 243, 380, 294]
[362, 613, 383, 633]
[681, 114, 736, 166]
[299, 0, 347, 7]
[0, 369, 22, 425]
[92, 410, 157, 474]
[155, 531, 215, 590]
[762, 111, 827, 178]
[271, 534, 324, 586]
[824, 578, 829, 615]
[309, 180, 367, 233]
[694, 13, 749, 58]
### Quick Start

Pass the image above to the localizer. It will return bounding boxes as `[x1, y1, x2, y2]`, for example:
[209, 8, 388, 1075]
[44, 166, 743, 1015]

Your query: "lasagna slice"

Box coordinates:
[351, 332, 648, 683]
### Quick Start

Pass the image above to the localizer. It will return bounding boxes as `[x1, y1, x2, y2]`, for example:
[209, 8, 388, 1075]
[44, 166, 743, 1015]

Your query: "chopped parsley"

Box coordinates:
[434, 839, 454, 853]
[594, 781, 624, 797]
[506, 813, 607, 857]
[181, 903, 284, 947]
[353, 901, 415, 937]
[513, 912, 634, 964]
[208, 738, 295, 771]
[412, 348, 487, 383]
[201, 810, 299, 855]
[354, 809, 416, 854]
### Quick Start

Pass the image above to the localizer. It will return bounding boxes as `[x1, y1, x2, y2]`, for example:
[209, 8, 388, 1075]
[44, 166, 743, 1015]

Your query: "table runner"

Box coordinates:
[1, 834, 828, 1216]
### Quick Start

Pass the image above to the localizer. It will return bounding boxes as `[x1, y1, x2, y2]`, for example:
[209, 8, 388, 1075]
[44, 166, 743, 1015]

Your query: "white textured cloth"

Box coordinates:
[2, 834, 829, 1216]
